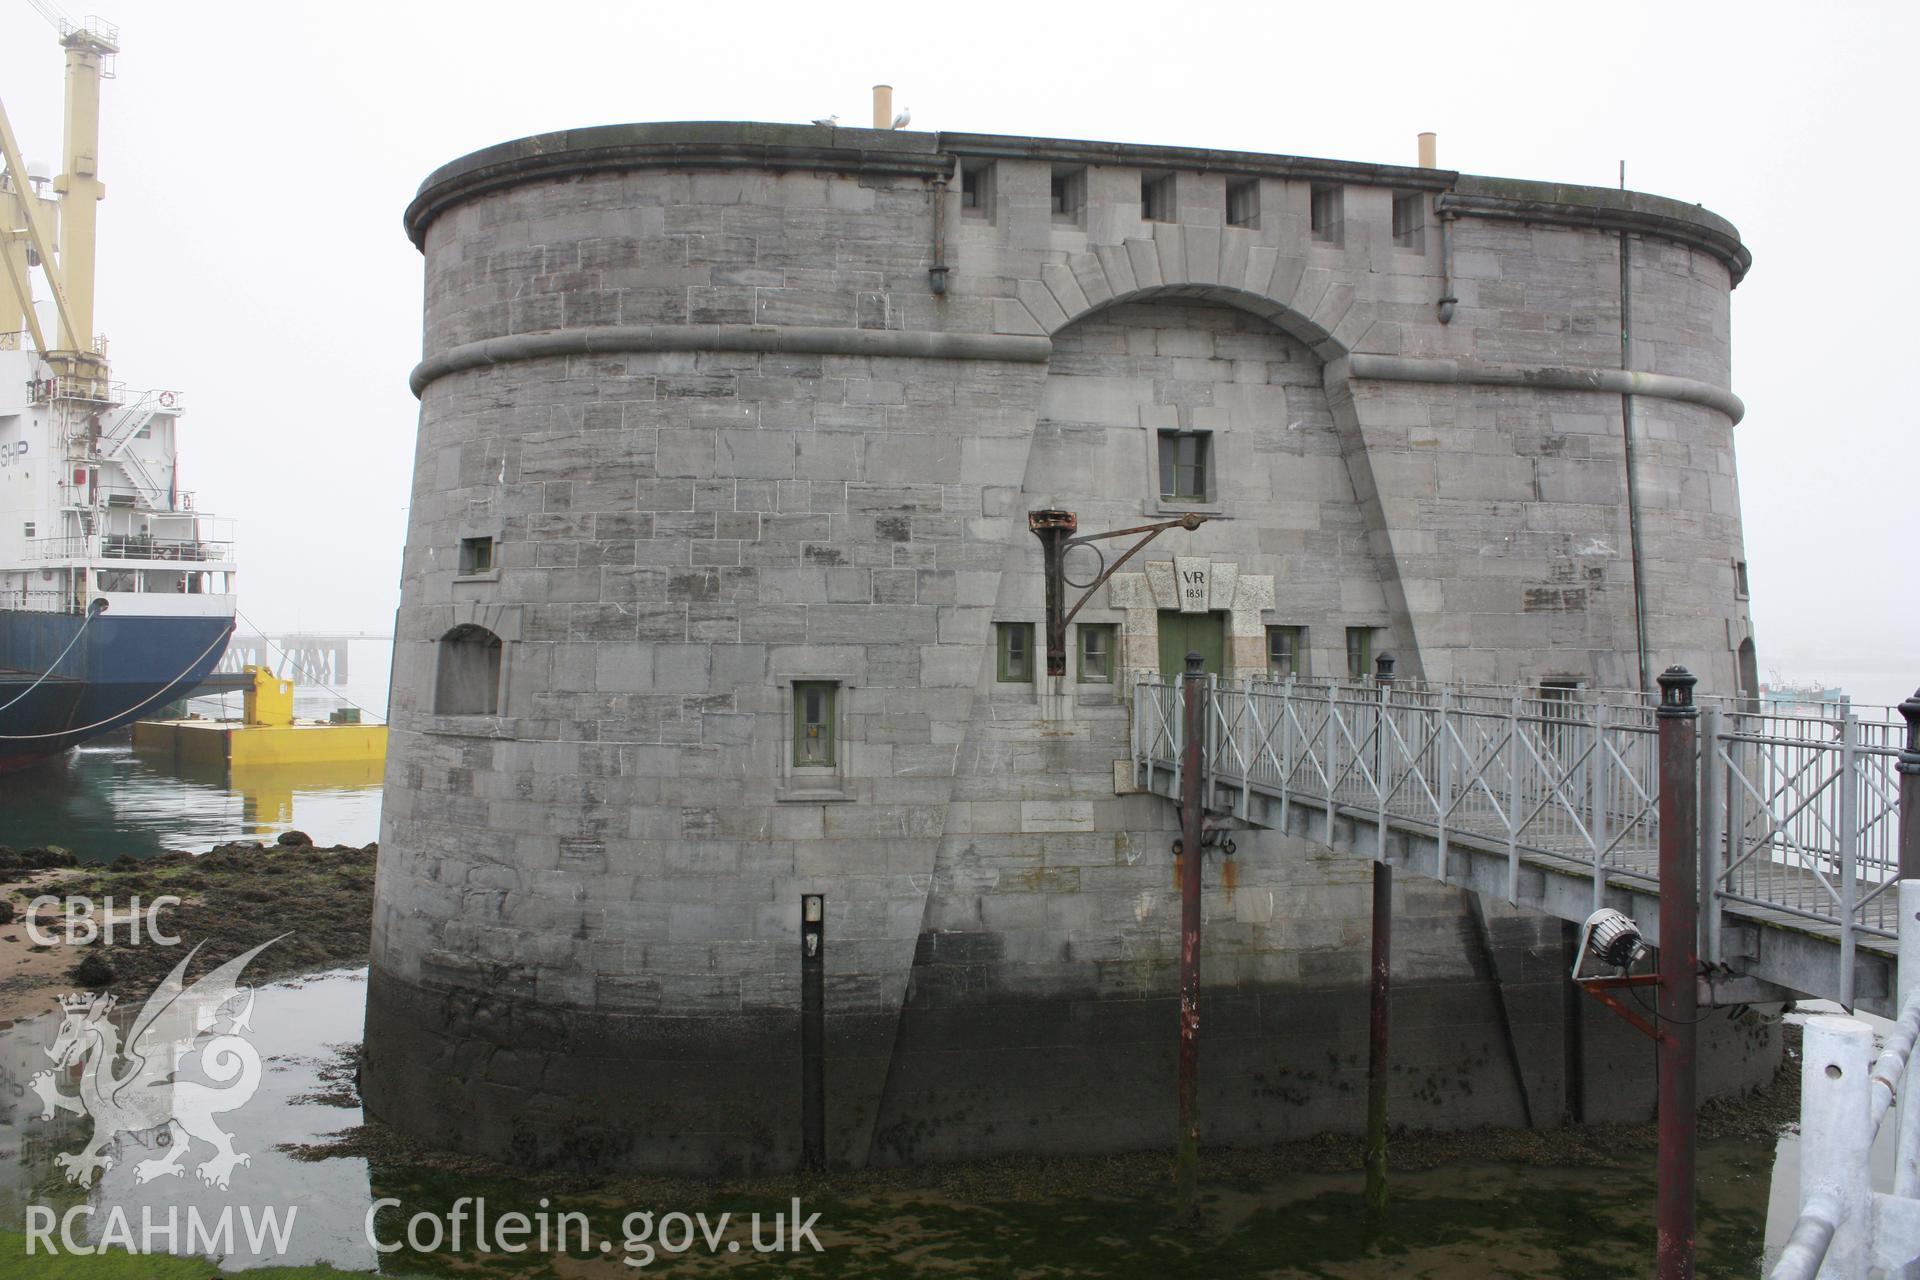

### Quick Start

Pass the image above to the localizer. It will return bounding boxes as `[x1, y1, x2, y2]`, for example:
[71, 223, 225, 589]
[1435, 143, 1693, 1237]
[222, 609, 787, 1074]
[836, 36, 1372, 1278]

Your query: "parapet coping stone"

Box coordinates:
[403, 121, 1751, 285]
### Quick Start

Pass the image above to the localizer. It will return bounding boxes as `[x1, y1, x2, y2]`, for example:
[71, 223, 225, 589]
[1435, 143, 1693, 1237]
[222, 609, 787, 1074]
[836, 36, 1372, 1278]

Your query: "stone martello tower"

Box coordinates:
[365, 121, 1764, 1172]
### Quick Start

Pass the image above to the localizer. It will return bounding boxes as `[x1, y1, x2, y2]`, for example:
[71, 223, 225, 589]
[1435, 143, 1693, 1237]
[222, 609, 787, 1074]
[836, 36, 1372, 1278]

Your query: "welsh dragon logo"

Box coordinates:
[29, 937, 280, 1190]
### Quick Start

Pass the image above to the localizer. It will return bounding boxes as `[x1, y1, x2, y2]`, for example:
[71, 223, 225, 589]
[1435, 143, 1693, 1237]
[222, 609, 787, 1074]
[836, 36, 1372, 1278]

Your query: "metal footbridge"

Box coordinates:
[1129, 672, 1915, 1014]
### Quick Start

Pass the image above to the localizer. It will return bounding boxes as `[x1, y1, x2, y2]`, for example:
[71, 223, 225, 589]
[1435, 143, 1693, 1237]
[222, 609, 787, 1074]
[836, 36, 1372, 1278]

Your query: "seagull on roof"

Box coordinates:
[891, 107, 911, 129]
[811, 114, 839, 127]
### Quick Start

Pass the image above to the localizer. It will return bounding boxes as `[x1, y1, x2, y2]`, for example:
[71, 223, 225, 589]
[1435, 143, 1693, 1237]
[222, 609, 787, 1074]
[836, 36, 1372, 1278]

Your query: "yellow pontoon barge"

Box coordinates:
[133, 667, 387, 768]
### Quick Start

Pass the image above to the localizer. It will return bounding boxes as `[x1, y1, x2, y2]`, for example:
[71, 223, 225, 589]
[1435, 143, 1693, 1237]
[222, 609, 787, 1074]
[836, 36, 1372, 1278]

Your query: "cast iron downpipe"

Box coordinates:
[1176, 650, 1205, 1223]
[1656, 667, 1700, 1279]
[928, 172, 949, 295]
[1366, 652, 1396, 1218]
[1899, 691, 1920, 879]
[1620, 235, 1653, 693]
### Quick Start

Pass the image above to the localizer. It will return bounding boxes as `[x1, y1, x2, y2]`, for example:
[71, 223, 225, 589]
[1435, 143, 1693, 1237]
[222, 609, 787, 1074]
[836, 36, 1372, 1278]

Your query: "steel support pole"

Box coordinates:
[1656, 666, 1700, 1280]
[1366, 655, 1395, 1219]
[1899, 691, 1920, 882]
[1176, 650, 1205, 1224]
[1698, 705, 1724, 967]
[1895, 690, 1920, 1280]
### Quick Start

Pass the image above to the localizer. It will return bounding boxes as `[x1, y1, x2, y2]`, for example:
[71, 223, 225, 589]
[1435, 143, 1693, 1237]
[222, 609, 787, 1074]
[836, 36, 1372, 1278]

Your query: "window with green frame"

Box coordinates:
[1157, 430, 1211, 502]
[997, 622, 1034, 682]
[1345, 626, 1375, 680]
[793, 681, 836, 766]
[1266, 625, 1304, 679]
[1078, 624, 1115, 682]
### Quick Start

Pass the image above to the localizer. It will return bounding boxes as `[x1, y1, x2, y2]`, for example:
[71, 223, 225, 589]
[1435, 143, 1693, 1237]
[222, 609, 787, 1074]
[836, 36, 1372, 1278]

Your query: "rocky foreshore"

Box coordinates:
[0, 836, 376, 1018]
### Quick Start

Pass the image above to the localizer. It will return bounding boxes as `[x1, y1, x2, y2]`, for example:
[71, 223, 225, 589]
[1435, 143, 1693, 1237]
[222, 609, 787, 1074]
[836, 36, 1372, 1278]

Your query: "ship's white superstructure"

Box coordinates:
[0, 344, 235, 619]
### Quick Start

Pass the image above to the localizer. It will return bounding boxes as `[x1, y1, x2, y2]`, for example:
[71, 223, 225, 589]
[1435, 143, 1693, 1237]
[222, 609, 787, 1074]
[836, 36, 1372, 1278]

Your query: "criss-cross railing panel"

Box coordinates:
[1132, 674, 1905, 1004]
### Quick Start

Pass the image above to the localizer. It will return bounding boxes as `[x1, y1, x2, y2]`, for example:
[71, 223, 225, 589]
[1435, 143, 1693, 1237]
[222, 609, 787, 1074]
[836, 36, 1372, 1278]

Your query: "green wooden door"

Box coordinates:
[1157, 611, 1225, 675]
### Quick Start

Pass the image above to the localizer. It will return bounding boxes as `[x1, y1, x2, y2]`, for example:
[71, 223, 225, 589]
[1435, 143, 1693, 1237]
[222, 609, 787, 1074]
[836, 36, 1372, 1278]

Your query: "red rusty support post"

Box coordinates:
[1656, 665, 1700, 1280]
[1898, 691, 1920, 879]
[1365, 652, 1395, 1219]
[1176, 649, 1205, 1223]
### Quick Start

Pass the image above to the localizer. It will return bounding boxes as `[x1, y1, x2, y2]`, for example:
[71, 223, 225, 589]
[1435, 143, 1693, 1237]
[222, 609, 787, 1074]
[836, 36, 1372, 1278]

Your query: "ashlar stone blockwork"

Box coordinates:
[366, 123, 1767, 1173]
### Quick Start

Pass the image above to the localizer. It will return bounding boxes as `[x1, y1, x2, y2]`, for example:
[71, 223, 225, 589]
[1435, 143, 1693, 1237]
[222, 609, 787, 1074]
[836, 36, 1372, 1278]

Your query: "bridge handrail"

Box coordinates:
[1132, 672, 1907, 1005]
[1769, 882, 1920, 1279]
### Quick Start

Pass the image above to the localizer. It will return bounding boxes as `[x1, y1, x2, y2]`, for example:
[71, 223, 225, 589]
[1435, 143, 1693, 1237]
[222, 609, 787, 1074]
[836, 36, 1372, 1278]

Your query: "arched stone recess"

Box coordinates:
[992, 233, 1378, 368]
[861, 291, 1411, 1165]
[994, 241, 1428, 683]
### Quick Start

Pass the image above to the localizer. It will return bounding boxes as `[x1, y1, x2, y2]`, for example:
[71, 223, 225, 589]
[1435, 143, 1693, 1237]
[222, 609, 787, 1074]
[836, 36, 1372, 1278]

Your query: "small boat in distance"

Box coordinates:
[0, 17, 235, 769]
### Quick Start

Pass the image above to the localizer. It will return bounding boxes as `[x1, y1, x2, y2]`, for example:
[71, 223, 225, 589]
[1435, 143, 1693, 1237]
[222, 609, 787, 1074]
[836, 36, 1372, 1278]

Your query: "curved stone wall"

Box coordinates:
[365, 123, 1766, 1172]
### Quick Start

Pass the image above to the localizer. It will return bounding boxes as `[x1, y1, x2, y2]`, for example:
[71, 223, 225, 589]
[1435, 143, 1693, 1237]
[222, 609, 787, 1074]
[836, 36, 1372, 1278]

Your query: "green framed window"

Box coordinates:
[997, 622, 1034, 682]
[1345, 626, 1375, 680]
[1078, 624, 1115, 682]
[793, 681, 836, 766]
[1157, 431, 1211, 502]
[1267, 625, 1304, 679]
[458, 535, 494, 575]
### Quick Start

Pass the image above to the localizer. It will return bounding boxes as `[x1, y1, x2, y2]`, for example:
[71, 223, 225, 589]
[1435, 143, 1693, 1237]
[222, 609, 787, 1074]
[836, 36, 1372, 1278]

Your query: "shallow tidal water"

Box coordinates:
[0, 639, 390, 860]
[0, 969, 1825, 1278]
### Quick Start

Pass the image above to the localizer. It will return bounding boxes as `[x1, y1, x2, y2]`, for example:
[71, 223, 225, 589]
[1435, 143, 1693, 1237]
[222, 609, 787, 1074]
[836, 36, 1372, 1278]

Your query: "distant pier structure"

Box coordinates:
[213, 633, 384, 687]
[366, 121, 1765, 1173]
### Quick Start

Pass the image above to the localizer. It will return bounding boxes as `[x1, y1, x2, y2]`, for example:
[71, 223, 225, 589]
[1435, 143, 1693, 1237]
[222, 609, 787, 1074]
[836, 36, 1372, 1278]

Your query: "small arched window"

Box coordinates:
[435, 624, 502, 715]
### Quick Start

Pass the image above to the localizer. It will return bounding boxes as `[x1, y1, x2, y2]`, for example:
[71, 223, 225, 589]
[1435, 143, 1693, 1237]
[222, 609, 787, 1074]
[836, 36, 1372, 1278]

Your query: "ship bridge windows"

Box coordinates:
[435, 624, 502, 716]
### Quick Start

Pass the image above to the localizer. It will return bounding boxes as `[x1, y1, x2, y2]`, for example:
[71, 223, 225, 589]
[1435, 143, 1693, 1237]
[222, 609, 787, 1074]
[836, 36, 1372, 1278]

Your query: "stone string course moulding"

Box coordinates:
[364, 121, 1769, 1173]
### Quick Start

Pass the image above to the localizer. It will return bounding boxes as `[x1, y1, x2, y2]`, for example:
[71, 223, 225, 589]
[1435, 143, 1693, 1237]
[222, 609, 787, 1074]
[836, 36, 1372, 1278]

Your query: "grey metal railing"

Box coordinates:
[1769, 885, 1920, 1279]
[1132, 673, 1907, 1006]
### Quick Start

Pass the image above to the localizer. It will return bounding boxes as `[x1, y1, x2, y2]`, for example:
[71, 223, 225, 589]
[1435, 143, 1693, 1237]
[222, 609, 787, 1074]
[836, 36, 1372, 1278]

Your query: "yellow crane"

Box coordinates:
[0, 6, 118, 396]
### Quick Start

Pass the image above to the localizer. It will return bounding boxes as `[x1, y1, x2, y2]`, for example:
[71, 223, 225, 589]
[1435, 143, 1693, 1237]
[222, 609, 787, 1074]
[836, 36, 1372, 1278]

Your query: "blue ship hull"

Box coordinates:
[0, 608, 235, 770]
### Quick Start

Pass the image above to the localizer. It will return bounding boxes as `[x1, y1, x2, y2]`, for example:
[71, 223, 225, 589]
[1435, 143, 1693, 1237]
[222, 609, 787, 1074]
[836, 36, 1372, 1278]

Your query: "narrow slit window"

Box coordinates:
[1157, 431, 1212, 503]
[1141, 172, 1175, 223]
[1345, 626, 1375, 681]
[1051, 166, 1086, 223]
[458, 535, 495, 576]
[1310, 183, 1343, 245]
[793, 681, 836, 767]
[1733, 560, 1750, 599]
[1539, 680, 1583, 760]
[1392, 191, 1424, 250]
[1266, 625, 1304, 679]
[1540, 680, 1582, 707]
[1078, 624, 1114, 683]
[997, 622, 1034, 683]
[961, 161, 994, 221]
[1226, 180, 1259, 228]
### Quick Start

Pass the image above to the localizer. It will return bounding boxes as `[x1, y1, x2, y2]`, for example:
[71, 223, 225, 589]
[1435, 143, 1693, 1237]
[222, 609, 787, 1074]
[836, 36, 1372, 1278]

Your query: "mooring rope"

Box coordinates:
[0, 599, 104, 717]
[0, 618, 233, 740]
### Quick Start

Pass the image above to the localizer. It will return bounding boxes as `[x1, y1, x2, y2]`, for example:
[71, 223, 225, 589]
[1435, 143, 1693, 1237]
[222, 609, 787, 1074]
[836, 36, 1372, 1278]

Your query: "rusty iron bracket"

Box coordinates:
[1576, 972, 1662, 1043]
[1028, 509, 1207, 677]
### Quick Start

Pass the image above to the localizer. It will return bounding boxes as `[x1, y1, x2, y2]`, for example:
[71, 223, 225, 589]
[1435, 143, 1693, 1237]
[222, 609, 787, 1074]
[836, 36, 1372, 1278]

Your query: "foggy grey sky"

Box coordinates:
[3, 0, 1913, 706]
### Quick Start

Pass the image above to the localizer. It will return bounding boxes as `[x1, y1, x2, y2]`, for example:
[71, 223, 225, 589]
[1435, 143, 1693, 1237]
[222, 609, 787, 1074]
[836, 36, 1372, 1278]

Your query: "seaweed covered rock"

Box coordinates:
[74, 951, 115, 987]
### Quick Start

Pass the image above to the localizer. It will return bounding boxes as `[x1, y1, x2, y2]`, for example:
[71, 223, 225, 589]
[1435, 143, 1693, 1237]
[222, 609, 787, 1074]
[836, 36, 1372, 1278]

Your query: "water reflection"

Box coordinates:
[0, 740, 381, 860]
[0, 969, 1849, 1277]
[0, 969, 375, 1270]
[0, 968, 1799, 1278]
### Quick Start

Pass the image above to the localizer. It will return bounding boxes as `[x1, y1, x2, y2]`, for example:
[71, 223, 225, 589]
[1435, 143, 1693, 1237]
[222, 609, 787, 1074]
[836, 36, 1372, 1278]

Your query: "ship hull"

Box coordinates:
[0, 608, 235, 770]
